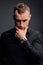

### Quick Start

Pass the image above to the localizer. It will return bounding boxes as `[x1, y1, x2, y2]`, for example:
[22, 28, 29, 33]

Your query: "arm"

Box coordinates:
[15, 27, 43, 64]
[20, 32, 43, 64]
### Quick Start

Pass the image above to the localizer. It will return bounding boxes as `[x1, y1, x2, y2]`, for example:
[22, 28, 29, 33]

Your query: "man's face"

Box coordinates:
[15, 10, 31, 30]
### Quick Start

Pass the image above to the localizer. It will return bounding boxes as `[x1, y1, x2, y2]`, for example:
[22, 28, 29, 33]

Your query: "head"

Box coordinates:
[13, 3, 31, 30]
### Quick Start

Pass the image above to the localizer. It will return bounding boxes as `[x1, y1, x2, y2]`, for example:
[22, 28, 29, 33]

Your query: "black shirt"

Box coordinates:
[0, 27, 43, 65]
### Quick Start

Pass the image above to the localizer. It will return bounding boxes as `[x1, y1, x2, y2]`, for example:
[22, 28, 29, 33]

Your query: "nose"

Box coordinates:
[20, 21, 23, 26]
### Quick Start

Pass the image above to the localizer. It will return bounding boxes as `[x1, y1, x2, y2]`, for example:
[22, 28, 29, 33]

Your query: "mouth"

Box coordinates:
[19, 27, 25, 30]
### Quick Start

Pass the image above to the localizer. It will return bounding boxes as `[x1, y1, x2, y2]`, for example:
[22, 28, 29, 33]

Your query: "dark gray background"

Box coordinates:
[0, 0, 43, 39]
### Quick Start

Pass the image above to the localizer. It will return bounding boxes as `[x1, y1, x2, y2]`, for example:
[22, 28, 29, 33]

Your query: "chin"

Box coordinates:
[19, 28, 24, 30]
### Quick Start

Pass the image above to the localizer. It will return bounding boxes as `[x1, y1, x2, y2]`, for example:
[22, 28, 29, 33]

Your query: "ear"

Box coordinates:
[29, 14, 31, 21]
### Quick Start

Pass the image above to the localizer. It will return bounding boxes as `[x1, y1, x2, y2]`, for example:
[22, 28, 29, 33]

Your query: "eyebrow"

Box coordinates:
[23, 19, 27, 21]
[15, 19, 28, 21]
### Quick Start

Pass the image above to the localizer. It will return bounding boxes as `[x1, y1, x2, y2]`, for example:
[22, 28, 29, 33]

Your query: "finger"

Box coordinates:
[15, 32, 18, 37]
[15, 26, 18, 29]
[16, 26, 20, 30]
[25, 26, 28, 32]
[15, 30, 19, 35]
[15, 33, 17, 37]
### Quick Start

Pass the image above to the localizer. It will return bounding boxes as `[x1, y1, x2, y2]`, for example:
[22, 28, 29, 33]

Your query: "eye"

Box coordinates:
[23, 19, 27, 22]
[15, 19, 21, 22]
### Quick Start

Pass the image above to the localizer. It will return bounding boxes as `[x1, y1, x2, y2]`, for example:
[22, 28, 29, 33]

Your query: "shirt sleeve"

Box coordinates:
[20, 32, 43, 64]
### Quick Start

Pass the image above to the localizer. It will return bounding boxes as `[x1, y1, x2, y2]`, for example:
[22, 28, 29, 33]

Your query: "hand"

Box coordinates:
[15, 26, 28, 40]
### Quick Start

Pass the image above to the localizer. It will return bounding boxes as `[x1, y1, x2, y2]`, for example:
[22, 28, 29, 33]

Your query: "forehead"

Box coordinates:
[15, 10, 30, 20]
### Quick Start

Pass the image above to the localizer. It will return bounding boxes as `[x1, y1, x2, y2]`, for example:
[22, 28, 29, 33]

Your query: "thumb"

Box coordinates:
[25, 26, 28, 33]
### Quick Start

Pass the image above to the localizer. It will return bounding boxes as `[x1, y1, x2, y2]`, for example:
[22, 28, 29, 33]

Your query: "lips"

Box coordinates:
[19, 27, 25, 30]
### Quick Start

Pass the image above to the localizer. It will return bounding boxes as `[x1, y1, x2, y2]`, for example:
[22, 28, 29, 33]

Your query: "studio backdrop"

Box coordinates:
[0, 0, 43, 39]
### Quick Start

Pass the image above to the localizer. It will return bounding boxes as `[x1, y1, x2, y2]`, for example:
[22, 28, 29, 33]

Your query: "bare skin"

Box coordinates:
[15, 10, 31, 40]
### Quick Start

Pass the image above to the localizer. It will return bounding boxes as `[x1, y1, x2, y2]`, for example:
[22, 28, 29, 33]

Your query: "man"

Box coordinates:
[0, 3, 43, 65]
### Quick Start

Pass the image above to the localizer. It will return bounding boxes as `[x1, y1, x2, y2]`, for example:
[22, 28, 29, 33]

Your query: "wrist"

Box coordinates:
[23, 37, 27, 41]
[20, 37, 27, 44]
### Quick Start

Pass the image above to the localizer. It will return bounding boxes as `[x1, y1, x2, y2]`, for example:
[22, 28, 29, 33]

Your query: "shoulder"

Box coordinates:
[28, 28, 42, 42]
[29, 28, 42, 37]
[0, 28, 15, 39]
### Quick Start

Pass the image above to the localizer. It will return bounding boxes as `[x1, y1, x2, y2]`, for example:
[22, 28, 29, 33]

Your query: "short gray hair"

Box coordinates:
[13, 3, 30, 19]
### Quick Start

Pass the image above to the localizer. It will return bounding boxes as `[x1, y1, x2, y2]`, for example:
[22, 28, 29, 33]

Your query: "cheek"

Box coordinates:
[25, 21, 29, 26]
[15, 22, 20, 26]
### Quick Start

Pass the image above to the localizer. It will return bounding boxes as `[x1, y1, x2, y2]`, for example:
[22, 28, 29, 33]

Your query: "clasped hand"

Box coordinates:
[15, 27, 28, 40]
